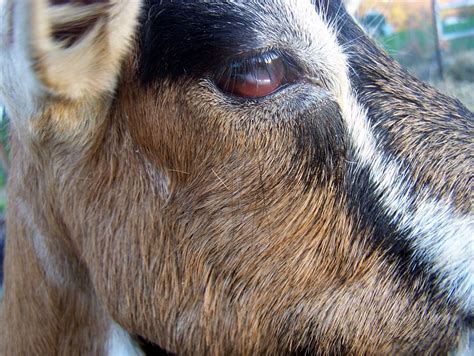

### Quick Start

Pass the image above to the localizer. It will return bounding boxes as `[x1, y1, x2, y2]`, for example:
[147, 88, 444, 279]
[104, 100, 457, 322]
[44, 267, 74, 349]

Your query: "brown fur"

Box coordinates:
[2, 62, 461, 355]
[0, 0, 471, 354]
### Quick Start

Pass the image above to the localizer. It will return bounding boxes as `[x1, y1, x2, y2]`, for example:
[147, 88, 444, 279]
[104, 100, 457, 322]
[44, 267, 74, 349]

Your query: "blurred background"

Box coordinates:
[0, 1, 473, 287]
[345, 0, 474, 108]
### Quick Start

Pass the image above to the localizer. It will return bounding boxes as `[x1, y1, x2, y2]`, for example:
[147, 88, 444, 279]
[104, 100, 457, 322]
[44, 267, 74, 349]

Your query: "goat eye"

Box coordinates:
[217, 52, 291, 98]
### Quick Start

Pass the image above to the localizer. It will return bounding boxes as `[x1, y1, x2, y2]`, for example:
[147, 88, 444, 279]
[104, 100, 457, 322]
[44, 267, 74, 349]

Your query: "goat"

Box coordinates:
[0, 0, 472, 354]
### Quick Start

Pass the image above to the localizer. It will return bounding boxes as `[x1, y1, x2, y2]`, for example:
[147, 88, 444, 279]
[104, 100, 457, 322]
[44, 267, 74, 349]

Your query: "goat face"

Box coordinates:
[0, 0, 472, 354]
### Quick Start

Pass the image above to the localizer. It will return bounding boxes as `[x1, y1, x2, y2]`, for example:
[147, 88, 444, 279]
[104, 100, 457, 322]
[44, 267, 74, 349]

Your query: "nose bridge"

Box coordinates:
[340, 60, 474, 315]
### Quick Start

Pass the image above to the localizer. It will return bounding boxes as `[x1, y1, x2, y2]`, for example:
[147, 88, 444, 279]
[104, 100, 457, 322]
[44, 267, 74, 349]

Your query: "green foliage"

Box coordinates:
[449, 35, 474, 52]
[380, 28, 435, 67]
[442, 16, 474, 34]
[0, 109, 9, 157]
[376, 15, 474, 67]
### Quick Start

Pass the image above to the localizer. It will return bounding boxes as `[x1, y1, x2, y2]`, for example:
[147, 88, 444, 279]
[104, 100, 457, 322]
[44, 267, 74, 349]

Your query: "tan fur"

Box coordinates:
[0, 0, 470, 354]
[32, 0, 141, 100]
[2, 64, 460, 354]
[0, 0, 140, 354]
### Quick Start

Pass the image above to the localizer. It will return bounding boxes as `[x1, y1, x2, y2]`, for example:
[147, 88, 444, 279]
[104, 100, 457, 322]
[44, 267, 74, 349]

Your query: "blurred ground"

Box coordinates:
[430, 50, 474, 110]
[432, 77, 474, 110]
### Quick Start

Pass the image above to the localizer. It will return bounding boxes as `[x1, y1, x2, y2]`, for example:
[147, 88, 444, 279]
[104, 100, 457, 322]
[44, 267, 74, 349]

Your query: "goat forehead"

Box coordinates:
[139, 0, 345, 84]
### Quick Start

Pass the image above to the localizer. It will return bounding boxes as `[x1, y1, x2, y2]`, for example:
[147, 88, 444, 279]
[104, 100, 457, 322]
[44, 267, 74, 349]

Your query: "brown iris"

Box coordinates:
[217, 52, 293, 98]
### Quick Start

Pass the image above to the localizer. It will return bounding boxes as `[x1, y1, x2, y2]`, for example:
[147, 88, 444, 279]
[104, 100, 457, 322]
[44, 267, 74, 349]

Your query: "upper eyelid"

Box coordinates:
[227, 50, 281, 65]
[215, 49, 301, 77]
[217, 48, 284, 67]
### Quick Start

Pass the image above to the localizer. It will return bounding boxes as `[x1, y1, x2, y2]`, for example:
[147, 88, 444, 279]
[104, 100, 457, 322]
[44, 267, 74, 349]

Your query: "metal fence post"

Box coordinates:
[431, 0, 445, 80]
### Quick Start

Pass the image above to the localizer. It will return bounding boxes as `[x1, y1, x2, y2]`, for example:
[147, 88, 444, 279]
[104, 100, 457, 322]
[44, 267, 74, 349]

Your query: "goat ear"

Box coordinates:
[0, 0, 141, 103]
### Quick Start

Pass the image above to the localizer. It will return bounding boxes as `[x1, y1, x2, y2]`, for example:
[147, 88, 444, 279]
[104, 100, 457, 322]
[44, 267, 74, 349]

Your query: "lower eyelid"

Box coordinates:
[219, 81, 304, 104]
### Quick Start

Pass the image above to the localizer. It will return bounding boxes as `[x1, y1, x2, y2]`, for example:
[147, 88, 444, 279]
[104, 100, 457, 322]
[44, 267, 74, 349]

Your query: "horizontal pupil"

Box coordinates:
[216, 52, 291, 98]
[234, 66, 271, 81]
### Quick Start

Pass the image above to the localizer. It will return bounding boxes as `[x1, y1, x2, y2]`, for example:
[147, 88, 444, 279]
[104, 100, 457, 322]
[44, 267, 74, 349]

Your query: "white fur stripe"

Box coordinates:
[16, 198, 69, 286]
[297, 5, 474, 312]
[339, 63, 474, 312]
[449, 328, 473, 356]
[275, 0, 474, 311]
[106, 323, 144, 356]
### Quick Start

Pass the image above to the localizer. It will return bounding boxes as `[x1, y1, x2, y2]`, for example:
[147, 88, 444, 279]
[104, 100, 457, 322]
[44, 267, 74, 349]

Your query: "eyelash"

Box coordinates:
[221, 50, 282, 74]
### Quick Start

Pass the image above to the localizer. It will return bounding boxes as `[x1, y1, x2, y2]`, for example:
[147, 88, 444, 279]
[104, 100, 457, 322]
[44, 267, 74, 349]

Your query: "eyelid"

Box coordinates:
[218, 49, 296, 75]
[225, 50, 281, 69]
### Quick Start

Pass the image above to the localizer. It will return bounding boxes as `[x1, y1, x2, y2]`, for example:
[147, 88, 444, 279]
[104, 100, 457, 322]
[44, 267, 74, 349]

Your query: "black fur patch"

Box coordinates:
[138, 1, 264, 84]
[291, 95, 346, 187]
[315, 0, 451, 303]
[343, 149, 446, 305]
[134, 335, 175, 356]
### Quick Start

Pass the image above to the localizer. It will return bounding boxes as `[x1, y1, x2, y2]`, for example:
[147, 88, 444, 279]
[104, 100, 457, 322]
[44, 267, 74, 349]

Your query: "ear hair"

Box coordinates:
[0, 0, 141, 104]
[30, 0, 141, 99]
